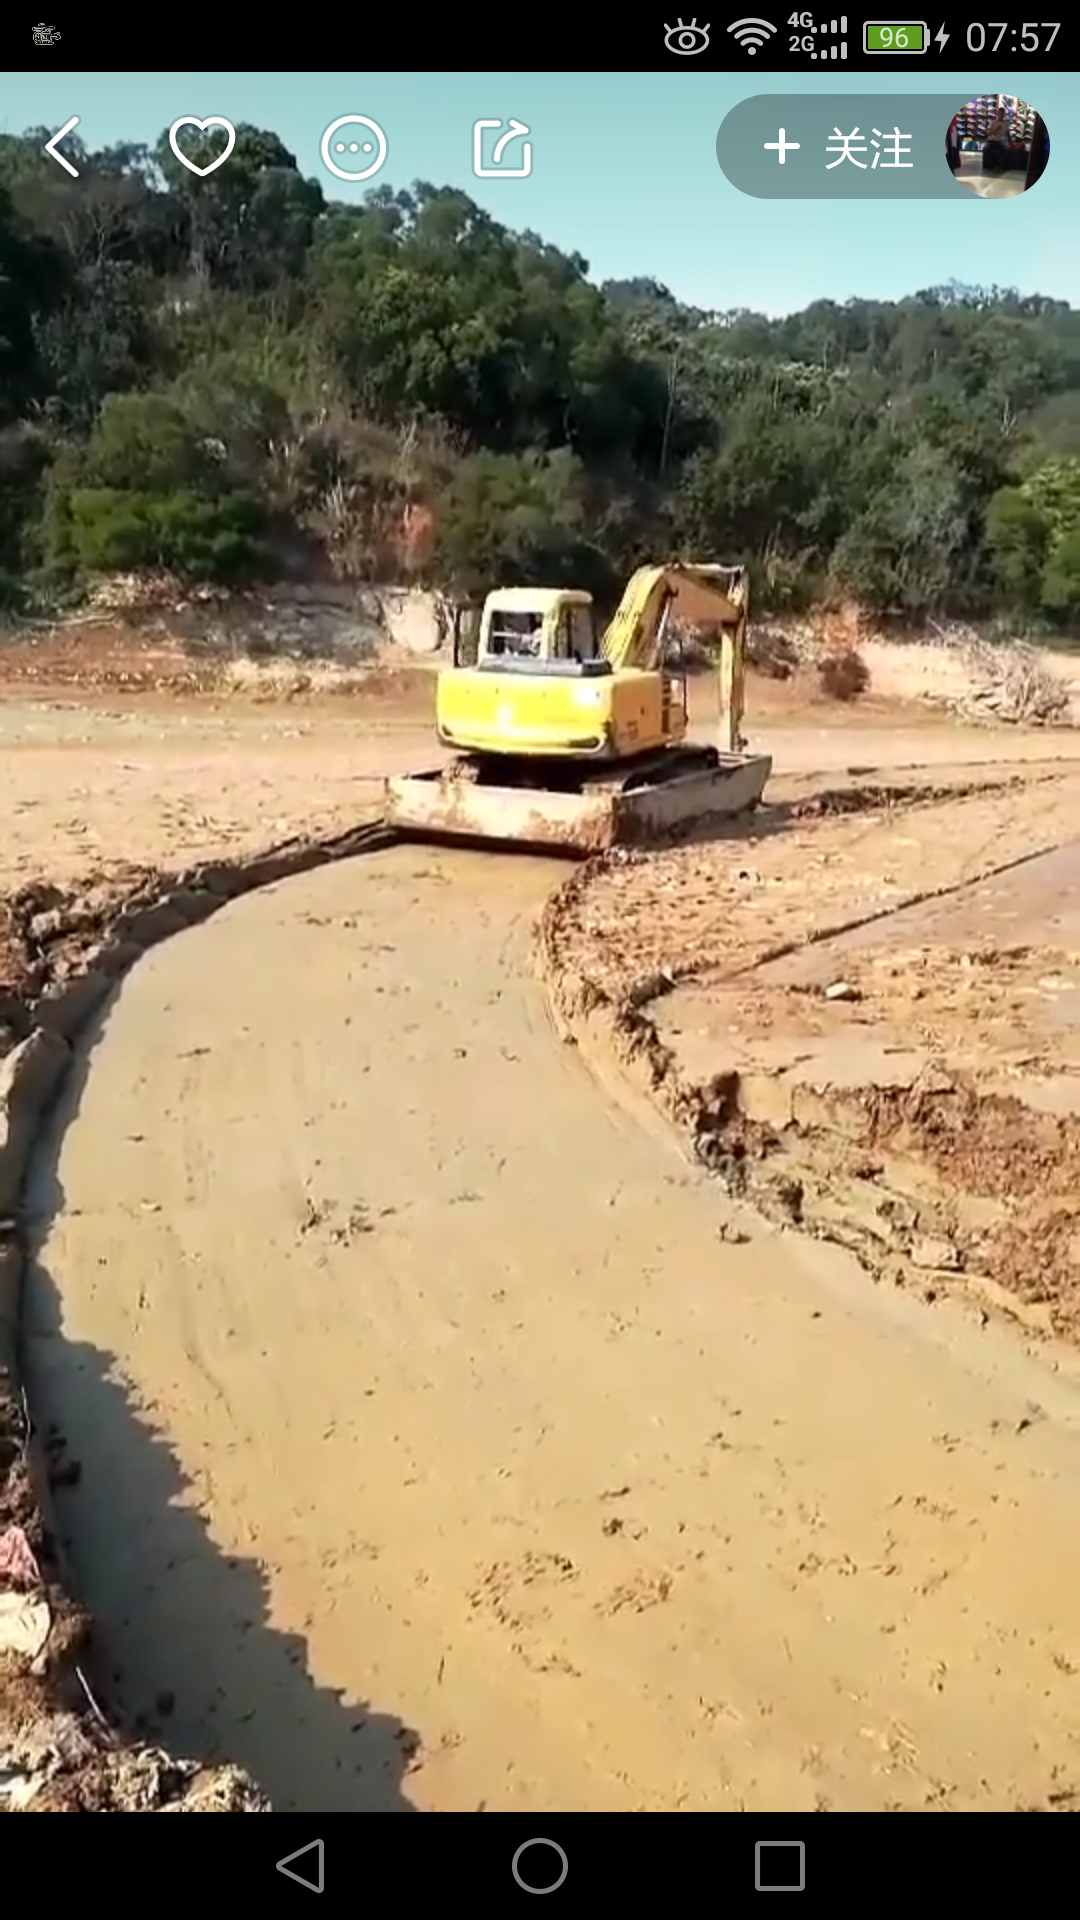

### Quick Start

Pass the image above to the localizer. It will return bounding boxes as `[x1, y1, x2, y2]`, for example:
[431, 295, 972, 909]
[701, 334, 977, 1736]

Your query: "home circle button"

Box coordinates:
[511, 1839, 569, 1893]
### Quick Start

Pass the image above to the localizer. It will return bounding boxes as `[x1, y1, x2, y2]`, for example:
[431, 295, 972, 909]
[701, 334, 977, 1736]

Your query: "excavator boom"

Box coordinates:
[600, 563, 748, 671]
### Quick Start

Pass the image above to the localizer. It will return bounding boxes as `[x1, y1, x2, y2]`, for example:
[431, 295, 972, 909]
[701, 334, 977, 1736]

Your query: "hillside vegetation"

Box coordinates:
[2, 120, 1080, 628]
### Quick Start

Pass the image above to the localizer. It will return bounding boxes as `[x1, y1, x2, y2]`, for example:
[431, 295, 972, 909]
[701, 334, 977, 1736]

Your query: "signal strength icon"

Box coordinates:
[728, 16, 777, 52]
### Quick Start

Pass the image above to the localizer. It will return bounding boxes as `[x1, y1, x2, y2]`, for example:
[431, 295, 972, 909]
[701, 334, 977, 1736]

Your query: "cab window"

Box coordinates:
[488, 612, 542, 656]
[553, 604, 596, 661]
[570, 604, 597, 659]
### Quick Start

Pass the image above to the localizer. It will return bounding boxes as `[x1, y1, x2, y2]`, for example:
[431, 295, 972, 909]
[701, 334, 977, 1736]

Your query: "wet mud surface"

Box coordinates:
[22, 836, 1080, 1813]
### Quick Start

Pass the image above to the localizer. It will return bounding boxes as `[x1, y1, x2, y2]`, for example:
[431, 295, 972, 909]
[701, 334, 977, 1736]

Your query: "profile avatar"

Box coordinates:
[946, 95, 1049, 197]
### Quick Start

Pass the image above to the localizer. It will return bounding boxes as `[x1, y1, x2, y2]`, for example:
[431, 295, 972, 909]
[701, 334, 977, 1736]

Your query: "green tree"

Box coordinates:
[984, 487, 1049, 610]
[313, 184, 671, 468]
[1041, 531, 1080, 621]
[4, 116, 1080, 627]
[67, 484, 266, 582]
[41, 392, 271, 584]
[432, 448, 612, 597]
[33, 259, 159, 428]
[830, 441, 970, 615]
[1020, 457, 1080, 538]
[0, 182, 66, 420]
[156, 124, 324, 291]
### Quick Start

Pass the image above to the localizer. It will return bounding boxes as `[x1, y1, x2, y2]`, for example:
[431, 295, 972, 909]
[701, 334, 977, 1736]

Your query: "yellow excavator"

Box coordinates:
[384, 562, 772, 854]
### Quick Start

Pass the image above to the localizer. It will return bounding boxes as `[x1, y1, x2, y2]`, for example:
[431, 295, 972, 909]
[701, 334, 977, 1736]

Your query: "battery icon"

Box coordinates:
[863, 20, 928, 52]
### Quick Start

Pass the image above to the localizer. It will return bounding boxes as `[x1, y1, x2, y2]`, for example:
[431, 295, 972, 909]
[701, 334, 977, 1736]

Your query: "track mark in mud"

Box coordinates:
[466, 1554, 587, 1675]
[468, 1552, 580, 1630]
[598, 1571, 674, 1616]
[297, 1195, 381, 1242]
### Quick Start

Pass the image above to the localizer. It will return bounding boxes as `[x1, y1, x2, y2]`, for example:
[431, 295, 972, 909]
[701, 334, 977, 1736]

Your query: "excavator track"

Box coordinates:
[582, 745, 721, 796]
[443, 744, 724, 799]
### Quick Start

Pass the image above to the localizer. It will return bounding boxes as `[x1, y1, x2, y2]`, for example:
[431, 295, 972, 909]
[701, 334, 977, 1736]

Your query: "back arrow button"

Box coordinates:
[44, 116, 80, 178]
[276, 1840, 324, 1893]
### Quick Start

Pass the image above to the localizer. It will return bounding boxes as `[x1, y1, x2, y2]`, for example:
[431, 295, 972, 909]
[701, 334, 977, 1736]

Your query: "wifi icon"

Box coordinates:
[728, 16, 777, 52]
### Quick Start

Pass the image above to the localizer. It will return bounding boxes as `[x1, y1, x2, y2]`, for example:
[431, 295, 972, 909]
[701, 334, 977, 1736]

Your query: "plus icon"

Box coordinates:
[764, 127, 800, 164]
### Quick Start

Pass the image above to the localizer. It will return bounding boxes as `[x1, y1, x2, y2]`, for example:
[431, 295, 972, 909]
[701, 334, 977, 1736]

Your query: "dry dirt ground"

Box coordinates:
[4, 627, 1080, 1813]
[548, 770, 1080, 1342]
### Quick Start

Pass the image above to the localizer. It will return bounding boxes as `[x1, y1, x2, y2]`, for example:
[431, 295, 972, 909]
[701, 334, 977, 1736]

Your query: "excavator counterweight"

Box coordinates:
[383, 563, 771, 855]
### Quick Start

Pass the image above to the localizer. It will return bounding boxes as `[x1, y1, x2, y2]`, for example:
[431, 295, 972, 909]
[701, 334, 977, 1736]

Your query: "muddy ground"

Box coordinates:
[547, 767, 1080, 1344]
[4, 621, 1080, 1811]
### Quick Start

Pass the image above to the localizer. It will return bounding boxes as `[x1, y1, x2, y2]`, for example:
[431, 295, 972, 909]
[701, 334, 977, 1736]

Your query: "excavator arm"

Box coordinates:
[599, 563, 748, 671]
[600, 562, 749, 752]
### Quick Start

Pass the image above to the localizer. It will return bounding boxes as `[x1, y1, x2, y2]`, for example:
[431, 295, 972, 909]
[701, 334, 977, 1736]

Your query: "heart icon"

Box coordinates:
[169, 115, 236, 177]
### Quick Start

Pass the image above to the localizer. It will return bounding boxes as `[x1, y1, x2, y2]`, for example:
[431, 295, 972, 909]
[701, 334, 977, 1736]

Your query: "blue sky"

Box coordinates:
[3, 70, 1074, 314]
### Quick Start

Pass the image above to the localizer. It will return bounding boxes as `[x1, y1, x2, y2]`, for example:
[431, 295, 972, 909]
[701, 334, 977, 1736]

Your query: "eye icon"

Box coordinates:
[663, 16, 711, 54]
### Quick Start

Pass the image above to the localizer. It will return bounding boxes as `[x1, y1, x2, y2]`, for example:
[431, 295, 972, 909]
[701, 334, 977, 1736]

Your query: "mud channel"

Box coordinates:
[17, 836, 1080, 1813]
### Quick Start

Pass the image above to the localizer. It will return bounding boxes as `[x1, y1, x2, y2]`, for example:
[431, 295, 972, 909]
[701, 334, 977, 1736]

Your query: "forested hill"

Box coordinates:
[2, 121, 1080, 627]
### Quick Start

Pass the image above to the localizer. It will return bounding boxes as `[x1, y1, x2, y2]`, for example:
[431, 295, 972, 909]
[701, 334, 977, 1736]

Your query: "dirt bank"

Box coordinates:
[543, 771, 1080, 1346]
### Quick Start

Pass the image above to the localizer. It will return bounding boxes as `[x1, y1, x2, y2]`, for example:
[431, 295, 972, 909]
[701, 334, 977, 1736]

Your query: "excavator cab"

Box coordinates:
[451, 589, 601, 672]
[435, 589, 623, 763]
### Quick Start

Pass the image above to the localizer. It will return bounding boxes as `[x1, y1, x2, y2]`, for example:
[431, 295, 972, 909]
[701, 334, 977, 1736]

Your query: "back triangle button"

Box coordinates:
[276, 1840, 325, 1892]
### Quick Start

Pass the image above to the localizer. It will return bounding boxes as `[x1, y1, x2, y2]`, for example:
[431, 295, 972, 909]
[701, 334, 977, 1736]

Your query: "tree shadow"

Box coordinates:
[20, 1000, 418, 1813]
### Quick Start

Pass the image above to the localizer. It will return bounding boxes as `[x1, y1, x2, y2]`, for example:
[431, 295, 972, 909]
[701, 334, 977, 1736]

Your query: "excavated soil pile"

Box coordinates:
[544, 771, 1080, 1345]
[0, 822, 392, 1811]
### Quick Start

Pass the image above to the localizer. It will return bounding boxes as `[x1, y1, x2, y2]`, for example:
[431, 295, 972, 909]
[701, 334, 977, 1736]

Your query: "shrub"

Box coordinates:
[67, 484, 271, 584]
[818, 647, 869, 701]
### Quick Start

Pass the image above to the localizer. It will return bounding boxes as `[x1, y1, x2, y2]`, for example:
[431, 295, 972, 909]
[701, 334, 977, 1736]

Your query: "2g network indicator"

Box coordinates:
[787, 12, 850, 57]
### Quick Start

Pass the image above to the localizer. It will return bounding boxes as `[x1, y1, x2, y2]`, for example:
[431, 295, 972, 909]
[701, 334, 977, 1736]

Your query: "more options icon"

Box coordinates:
[321, 115, 387, 183]
[512, 1838, 568, 1894]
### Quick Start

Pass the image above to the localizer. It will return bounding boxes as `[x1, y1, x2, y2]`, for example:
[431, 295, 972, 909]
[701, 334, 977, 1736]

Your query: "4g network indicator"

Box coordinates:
[661, 13, 1064, 64]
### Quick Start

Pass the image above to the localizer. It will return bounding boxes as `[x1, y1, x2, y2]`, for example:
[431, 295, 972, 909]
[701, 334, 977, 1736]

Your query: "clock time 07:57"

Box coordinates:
[963, 21, 1059, 51]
